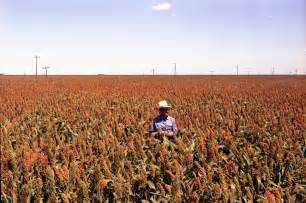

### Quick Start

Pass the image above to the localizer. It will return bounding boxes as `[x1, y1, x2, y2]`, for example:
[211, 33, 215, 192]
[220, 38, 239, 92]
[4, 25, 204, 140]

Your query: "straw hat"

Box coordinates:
[157, 100, 171, 109]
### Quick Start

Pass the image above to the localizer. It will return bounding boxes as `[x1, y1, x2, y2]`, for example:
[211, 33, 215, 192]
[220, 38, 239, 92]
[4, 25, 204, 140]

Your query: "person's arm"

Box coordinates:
[150, 124, 167, 138]
[166, 118, 177, 137]
[149, 119, 158, 136]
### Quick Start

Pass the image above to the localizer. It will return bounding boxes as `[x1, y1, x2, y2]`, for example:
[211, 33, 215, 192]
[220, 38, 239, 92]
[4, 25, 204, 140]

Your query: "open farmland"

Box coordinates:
[0, 75, 305, 202]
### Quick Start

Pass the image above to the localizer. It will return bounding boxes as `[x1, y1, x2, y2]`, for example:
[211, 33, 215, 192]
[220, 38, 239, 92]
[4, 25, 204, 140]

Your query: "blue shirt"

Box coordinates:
[149, 115, 177, 133]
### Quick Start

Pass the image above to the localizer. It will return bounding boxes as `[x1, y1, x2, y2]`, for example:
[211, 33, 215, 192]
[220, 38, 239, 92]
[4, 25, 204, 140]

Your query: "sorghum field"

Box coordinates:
[0, 75, 305, 203]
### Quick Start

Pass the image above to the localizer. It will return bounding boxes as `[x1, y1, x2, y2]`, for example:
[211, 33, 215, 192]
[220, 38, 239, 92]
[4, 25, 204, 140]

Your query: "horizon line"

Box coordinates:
[1, 74, 305, 76]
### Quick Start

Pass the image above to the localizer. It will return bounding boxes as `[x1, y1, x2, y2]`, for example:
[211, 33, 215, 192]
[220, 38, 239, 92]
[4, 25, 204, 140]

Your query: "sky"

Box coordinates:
[0, 0, 305, 75]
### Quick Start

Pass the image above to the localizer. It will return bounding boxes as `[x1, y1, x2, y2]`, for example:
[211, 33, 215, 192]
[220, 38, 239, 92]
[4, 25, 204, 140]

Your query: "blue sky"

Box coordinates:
[0, 0, 305, 75]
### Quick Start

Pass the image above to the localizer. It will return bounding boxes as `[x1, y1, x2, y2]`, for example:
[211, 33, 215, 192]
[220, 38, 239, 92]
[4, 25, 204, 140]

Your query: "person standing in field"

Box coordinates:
[149, 100, 178, 138]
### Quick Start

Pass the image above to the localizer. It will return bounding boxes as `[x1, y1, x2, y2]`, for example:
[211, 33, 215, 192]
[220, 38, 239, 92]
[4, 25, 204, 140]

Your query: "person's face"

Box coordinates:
[159, 108, 169, 117]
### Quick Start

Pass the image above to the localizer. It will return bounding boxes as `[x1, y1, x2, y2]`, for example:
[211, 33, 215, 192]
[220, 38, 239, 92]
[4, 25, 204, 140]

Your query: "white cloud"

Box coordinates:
[152, 2, 172, 11]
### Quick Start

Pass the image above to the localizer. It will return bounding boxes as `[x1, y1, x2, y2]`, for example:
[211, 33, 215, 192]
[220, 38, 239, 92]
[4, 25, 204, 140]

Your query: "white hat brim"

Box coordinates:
[157, 105, 171, 109]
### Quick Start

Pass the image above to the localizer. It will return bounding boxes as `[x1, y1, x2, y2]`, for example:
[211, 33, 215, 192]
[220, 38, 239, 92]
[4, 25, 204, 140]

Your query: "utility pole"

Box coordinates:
[172, 63, 177, 76]
[236, 64, 239, 76]
[151, 68, 156, 76]
[34, 55, 39, 78]
[272, 66, 275, 75]
[295, 68, 298, 75]
[42, 67, 50, 78]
